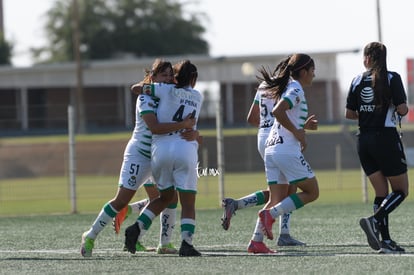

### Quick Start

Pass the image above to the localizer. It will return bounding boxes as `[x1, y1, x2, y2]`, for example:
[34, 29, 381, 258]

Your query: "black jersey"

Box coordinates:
[346, 71, 407, 129]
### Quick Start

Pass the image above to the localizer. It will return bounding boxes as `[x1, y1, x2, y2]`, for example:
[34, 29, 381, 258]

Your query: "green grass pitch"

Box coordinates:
[1, 204, 414, 274]
[1, 169, 414, 274]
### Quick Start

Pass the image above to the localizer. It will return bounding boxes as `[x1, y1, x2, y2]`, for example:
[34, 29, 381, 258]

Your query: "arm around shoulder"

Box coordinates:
[130, 81, 145, 95]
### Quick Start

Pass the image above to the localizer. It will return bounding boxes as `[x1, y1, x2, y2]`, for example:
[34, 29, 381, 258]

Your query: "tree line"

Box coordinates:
[1, 0, 209, 66]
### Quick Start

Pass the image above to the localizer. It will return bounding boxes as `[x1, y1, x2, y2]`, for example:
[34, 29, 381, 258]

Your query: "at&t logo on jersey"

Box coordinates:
[359, 87, 375, 112]
[128, 176, 137, 187]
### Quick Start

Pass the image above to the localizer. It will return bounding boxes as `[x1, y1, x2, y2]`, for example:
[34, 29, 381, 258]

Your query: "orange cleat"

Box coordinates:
[113, 206, 130, 234]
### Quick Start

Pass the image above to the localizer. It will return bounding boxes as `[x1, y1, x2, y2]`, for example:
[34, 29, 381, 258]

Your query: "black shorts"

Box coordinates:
[357, 128, 407, 177]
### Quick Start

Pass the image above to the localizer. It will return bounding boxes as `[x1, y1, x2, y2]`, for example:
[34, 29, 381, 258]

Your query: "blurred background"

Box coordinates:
[0, 0, 413, 214]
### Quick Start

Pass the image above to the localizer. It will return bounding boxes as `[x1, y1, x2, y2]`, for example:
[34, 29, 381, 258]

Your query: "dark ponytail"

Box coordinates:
[364, 42, 391, 109]
[257, 54, 314, 101]
[174, 60, 198, 88]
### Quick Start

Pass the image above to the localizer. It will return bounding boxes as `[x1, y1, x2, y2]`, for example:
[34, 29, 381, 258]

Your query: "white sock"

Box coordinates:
[237, 191, 265, 209]
[87, 203, 118, 239]
[269, 197, 296, 219]
[137, 208, 156, 241]
[251, 217, 265, 242]
[181, 218, 195, 245]
[130, 198, 149, 214]
[279, 213, 291, 235]
[159, 207, 176, 246]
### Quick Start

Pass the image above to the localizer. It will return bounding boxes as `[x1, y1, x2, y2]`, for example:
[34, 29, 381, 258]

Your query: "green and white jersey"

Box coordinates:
[254, 82, 276, 158]
[255, 82, 276, 129]
[143, 83, 203, 141]
[132, 94, 158, 159]
[266, 79, 308, 153]
[143, 82, 203, 192]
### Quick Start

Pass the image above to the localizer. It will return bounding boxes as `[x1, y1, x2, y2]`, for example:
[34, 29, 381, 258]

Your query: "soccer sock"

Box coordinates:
[374, 191, 405, 240]
[130, 198, 149, 214]
[137, 208, 156, 241]
[181, 218, 196, 245]
[237, 191, 266, 209]
[279, 213, 292, 235]
[251, 217, 265, 242]
[374, 196, 390, 240]
[374, 191, 405, 220]
[269, 194, 304, 219]
[159, 203, 177, 246]
[87, 202, 118, 239]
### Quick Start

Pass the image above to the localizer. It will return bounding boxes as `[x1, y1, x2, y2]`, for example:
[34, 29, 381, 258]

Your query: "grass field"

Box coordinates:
[3, 169, 414, 216]
[1, 203, 414, 274]
[1, 171, 414, 274]
[1, 127, 414, 274]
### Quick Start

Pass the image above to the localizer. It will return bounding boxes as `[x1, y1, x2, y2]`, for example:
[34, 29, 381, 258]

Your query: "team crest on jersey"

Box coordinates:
[143, 84, 152, 95]
[128, 176, 137, 187]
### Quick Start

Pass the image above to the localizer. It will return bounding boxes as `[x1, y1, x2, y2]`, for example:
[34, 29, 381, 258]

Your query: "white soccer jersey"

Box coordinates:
[117, 94, 157, 190]
[255, 82, 276, 129]
[264, 79, 314, 184]
[254, 82, 276, 159]
[265, 80, 308, 153]
[129, 94, 158, 158]
[144, 83, 203, 192]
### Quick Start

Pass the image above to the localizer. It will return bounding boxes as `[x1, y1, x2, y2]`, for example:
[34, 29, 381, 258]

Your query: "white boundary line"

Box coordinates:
[0, 248, 413, 257]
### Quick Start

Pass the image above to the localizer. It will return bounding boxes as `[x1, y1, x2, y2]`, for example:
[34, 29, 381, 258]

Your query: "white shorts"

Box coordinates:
[264, 150, 314, 185]
[257, 128, 271, 160]
[118, 139, 153, 191]
[151, 137, 199, 192]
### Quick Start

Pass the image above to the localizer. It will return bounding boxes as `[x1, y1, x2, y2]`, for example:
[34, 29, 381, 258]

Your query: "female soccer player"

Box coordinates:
[222, 67, 317, 250]
[124, 60, 203, 256]
[80, 59, 195, 257]
[251, 54, 320, 253]
[345, 42, 409, 254]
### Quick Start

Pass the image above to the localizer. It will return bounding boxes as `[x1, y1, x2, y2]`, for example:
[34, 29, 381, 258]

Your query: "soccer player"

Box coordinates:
[222, 74, 316, 248]
[124, 60, 203, 256]
[345, 42, 409, 254]
[252, 54, 320, 253]
[80, 59, 196, 257]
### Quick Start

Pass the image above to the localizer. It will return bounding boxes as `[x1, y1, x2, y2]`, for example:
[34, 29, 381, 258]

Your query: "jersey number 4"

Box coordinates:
[172, 105, 196, 121]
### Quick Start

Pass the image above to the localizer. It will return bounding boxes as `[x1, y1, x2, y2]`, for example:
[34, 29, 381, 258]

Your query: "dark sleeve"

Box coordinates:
[389, 72, 407, 105]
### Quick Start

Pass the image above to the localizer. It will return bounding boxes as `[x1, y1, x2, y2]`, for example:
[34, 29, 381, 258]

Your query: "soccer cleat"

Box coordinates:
[178, 240, 201, 257]
[157, 243, 178, 254]
[124, 222, 140, 254]
[221, 198, 238, 230]
[123, 241, 147, 252]
[258, 209, 275, 240]
[277, 234, 306, 246]
[247, 240, 276, 254]
[359, 216, 380, 250]
[80, 232, 94, 257]
[135, 241, 148, 252]
[378, 240, 405, 254]
[113, 205, 130, 234]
